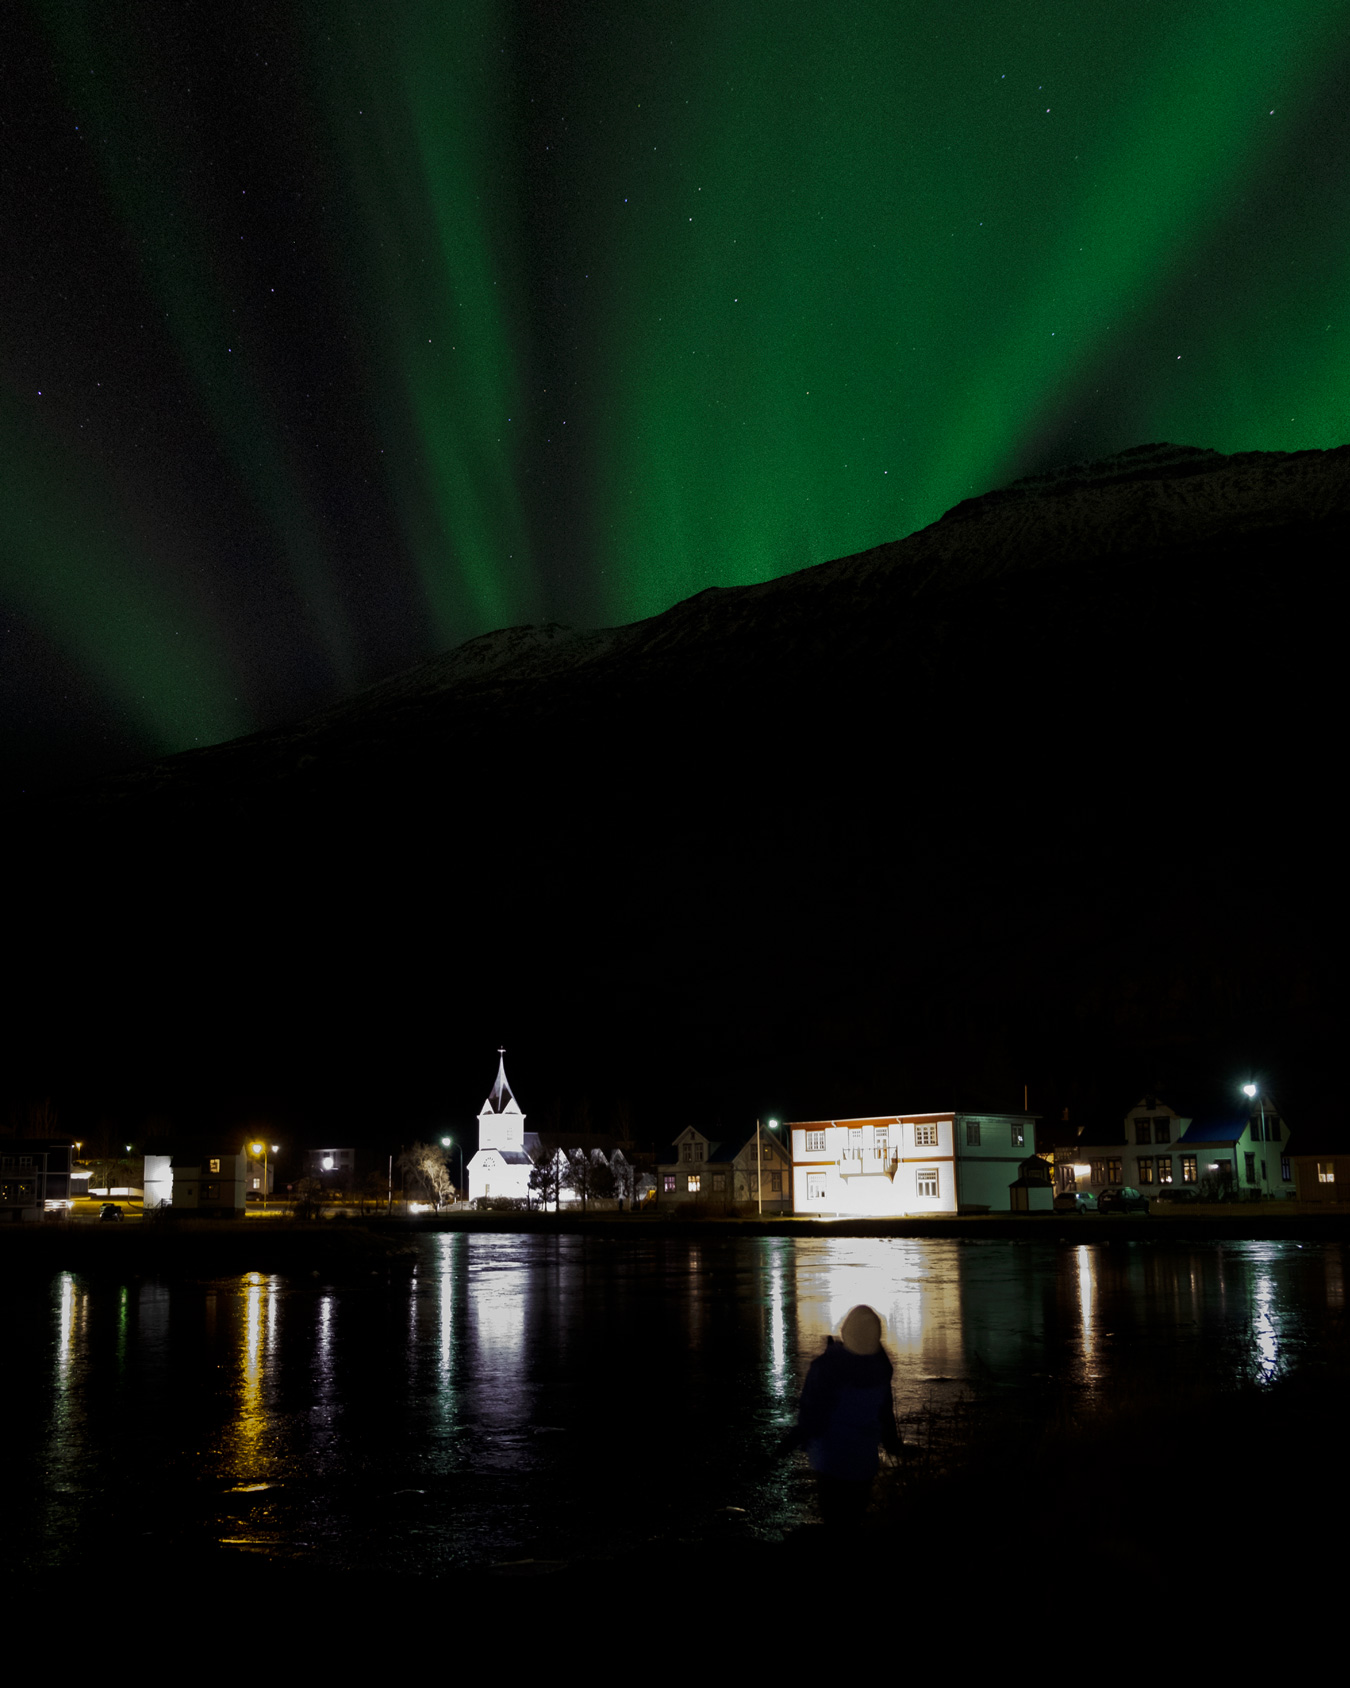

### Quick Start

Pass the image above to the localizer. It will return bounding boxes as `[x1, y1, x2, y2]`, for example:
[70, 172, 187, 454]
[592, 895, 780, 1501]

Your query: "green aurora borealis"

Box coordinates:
[4, 0, 1349, 780]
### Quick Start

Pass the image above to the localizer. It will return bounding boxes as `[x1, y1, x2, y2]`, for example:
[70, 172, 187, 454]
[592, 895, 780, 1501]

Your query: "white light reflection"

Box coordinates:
[439, 1239, 455, 1378]
[1077, 1245, 1096, 1375]
[765, 1238, 788, 1397]
[792, 1239, 963, 1416]
[1251, 1261, 1279, 1379]
[467, 1240, 528, 1453]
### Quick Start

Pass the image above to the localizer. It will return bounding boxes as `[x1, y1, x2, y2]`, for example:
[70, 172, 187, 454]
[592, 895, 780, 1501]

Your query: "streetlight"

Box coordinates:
[756, 1118, 781, 1217]
[1242, 1082, 1268, 1192]
[250, 1142, 279, 1213]
[441, 1136, 463, 1202]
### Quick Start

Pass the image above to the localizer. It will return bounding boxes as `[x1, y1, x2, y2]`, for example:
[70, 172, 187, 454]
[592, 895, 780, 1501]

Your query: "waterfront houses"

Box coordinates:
[1057, 1093, 1295, 1203]
[657, 1124, 793, 1212]
[787, 1111, 1043, 1217]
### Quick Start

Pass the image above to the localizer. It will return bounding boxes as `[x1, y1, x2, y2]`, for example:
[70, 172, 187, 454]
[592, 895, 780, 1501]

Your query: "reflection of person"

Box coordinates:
[783, 1304, 901, 1527]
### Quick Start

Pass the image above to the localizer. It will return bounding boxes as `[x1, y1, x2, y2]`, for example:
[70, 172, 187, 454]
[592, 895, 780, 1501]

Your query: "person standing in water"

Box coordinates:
[784, 1304, 902, 1527]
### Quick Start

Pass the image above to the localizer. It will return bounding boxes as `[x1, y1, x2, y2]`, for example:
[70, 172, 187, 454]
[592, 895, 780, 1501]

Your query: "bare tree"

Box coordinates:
[612, 1149, 653, 1210]
[529, 1145, 565, 1212]
[397, 1141, 454, 1210]
[565, 1147, 616, 1211]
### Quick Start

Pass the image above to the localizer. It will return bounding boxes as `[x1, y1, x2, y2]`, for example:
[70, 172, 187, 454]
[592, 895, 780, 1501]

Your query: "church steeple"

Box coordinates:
[483, 1047, 520, 1116]
[478, 1049, 525, 1152]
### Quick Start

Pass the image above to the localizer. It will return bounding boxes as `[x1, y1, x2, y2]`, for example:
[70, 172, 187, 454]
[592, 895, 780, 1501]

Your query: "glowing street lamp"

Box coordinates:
[1242, 1082, 1268, 1190]
[441, 1136, 463, 1200]
[756, 1118, 781, 1217]
[250, 1141, 279, 1213]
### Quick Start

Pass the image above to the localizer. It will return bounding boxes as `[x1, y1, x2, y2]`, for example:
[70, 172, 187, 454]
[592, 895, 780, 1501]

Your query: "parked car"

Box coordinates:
[98, 1203, 124, 1222]
[1097, 1185, 1149, 1214]
[1054, 1190, 1097, 1213]
[1153, 1186, 1201, 1204]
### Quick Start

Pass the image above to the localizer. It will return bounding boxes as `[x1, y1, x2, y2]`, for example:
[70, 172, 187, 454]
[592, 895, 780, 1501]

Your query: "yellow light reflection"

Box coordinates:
[229, 1272, 274, 1473]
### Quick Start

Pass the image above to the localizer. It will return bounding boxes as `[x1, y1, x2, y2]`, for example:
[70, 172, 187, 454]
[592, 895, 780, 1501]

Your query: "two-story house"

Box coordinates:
[1059, 1093, 1295, 1202]
[0, 1140, 78, 1220]
[657, 1124, 792, 1212]
[788, 1110, 1042, 1216]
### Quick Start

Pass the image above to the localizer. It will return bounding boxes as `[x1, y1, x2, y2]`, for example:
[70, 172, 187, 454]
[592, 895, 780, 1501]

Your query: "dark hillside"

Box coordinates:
[12, 443, 1346, 1135]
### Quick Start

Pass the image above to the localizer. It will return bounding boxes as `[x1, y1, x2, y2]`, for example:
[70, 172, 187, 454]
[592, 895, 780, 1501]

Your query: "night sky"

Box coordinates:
[4, 0, 1349, 792]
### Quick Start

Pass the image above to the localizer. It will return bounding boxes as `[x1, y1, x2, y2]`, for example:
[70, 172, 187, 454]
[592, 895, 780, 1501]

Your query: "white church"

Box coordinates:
[463, 1050, 650, 1208]
[465, 1050, 540, 1204]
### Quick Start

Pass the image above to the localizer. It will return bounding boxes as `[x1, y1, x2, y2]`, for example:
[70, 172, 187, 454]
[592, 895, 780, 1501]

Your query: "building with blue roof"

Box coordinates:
[1057, 1092, 1293, 1203]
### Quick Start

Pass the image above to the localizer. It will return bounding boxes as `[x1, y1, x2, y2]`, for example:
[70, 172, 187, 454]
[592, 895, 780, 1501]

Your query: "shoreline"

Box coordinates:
[4, 1206, 1350, 1273]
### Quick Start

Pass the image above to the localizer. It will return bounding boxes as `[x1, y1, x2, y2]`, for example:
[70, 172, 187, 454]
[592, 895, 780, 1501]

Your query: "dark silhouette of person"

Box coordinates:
[783, 1304, 901, 1527]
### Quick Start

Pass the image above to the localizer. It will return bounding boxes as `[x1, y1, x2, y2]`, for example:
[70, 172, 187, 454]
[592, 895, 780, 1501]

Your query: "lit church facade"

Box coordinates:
[466, 1052, 540, 1204]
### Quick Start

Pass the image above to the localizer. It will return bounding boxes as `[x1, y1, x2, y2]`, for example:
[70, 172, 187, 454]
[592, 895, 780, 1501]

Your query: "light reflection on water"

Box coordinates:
[12, 1235, 1344, 1573]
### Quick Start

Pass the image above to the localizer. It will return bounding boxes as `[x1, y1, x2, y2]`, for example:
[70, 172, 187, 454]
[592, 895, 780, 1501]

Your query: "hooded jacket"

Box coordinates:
[790, 1336, 901, 1482]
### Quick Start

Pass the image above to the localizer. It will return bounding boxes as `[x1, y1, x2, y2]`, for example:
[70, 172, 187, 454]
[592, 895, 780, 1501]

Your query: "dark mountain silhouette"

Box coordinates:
[12, 442, 1347, 1138]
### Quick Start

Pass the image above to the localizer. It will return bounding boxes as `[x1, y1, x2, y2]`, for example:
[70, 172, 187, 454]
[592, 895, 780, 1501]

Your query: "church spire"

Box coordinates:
[485, 1047, 518, 1115]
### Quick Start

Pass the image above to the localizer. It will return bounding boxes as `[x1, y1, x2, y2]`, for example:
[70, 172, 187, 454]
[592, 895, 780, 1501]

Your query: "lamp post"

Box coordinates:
[1243, 1083, 1268, 1195]
[756, 1118, 781, 1216]
[441, 1136, 463, 1203]
[250, 1142, 278, 1213]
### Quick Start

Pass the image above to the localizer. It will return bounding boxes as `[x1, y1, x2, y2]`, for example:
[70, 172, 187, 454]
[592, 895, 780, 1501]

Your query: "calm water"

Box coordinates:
[10, 1234, 1345, 1573]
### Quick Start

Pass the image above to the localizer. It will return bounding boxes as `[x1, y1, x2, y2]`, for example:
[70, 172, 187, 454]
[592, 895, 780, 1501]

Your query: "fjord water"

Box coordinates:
[13, 1234, 1344, 1574]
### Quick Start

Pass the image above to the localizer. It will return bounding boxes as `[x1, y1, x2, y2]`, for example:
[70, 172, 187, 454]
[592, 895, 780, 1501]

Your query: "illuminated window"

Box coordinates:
[965, 1121, 981, 1146]
[1137, 1159, 1154, 1185]
[807, 1174, 826, 1200]
[1010, 1123, 1025, 1148]
[687, 1175, 701, 1193]
[914, 1123, 938, 1148]
[805, 1131, 827, 1153]
[663, 1175, 676, 1193]
[916, 1169, 939, 1199]
[1318, 1162, 1336, 1184]
[1181, 1155, 1197, 1183]
[1156, 1157, 1173, 1184]
[209, 1158, 220, 1173]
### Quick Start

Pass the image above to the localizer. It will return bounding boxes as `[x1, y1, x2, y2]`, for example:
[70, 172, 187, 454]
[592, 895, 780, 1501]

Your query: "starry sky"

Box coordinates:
[5, 0, 1348, 789]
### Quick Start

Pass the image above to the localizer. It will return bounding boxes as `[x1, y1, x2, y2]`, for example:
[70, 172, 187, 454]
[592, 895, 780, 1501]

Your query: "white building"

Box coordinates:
[1059, 1094, 1295, 1202]
[172, 1153, 247, 1215]
[467, 1051, 539, 1204]
[790, 1110, 1045, 1217]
